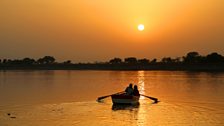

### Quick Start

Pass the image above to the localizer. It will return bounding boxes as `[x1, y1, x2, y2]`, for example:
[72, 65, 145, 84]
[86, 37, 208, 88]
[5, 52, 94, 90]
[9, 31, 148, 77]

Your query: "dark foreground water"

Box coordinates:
[0, 70, 224, 126]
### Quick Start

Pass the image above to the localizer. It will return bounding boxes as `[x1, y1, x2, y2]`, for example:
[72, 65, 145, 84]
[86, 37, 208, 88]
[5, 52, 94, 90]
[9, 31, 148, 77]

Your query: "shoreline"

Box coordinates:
[1, 63, 224, 72]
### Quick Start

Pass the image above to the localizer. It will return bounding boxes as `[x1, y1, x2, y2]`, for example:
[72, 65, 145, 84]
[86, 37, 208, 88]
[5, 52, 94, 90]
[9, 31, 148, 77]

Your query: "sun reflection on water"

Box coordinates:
[137, 71, 147, 126]
[138, 71, 145, 100]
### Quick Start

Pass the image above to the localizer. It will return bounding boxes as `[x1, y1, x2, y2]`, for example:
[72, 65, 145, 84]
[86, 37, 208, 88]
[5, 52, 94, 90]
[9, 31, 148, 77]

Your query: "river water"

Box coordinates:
[0, 70, 224, 126]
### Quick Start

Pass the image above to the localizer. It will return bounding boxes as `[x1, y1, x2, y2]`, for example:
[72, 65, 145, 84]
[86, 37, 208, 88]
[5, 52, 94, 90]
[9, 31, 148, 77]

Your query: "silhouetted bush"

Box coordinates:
[125, 57, 137, 64]
[151, 58, 157, 63]
[1, 51, 224, 71]
[183, 51, 204, 64]
[138, 58, 150, 64]
[206, 52, 224, 63]
[63, 60, 72, 65]
[22, 58, 35, 65]
[38, 56, 55, 64]
[109, 58, 122, 64]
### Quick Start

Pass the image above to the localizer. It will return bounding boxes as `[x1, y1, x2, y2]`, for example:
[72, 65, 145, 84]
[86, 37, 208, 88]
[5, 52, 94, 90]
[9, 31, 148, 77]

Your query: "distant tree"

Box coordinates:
[38, 56, 55, 64]
[63, 60, 72, 65]
[124, 57, 137, 64]
[37, 58, 44, 64]
[161, 57, 172, 63]
[173, 57, 182, 63]
[10, 59, 21, 65]
[138, 58, 150, 64]
[183, 51, 203, 63]
[3, 59, 7, 64]
[7, 59, 12, 64]
[109, 58, 122, 64]
[151, 58, 157, 63]
[161, 57, 181, 63]
[206, 52, 224, 63]
[22, 58, 35, 65]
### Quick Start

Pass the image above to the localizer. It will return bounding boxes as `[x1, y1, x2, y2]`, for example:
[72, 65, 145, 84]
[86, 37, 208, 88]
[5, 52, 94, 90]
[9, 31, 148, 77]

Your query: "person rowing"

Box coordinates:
[133, 85, 140, 96]
[125, 83, 134, 95]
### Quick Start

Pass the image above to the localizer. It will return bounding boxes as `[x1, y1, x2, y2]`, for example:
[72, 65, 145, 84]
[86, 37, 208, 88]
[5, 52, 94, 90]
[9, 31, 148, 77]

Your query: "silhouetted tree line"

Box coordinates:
[0, 56, 66, 65]
[0, 52, 224, 71]
[108, 52, 224, 65]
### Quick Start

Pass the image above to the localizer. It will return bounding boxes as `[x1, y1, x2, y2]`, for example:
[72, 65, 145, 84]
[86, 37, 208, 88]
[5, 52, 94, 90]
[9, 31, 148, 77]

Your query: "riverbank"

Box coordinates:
[1, 63, 224, 71]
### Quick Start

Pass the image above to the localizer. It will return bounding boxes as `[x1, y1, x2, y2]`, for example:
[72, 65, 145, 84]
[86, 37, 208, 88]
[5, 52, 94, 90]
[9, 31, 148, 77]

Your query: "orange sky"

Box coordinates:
[0, 0, 224, 62]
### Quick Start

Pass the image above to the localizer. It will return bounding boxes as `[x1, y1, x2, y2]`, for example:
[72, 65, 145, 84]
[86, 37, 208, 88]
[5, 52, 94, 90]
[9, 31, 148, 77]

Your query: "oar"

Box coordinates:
[140, 94, 159, 103]
[97, 91, 124, 102]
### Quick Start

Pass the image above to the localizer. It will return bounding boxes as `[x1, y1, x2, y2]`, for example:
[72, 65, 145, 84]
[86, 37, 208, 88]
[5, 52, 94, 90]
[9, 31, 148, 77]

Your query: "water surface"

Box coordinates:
[0, 70, 224, 126]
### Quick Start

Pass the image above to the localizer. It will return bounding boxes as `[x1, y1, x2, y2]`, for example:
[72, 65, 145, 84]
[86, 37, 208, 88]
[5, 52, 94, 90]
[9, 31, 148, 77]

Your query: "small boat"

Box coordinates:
[111, 93, 140, 105]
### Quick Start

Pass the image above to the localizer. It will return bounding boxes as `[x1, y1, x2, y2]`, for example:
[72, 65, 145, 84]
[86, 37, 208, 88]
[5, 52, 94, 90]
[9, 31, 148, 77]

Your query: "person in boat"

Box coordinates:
[133, 85, 140, 96]
[125, 83, 134, 95]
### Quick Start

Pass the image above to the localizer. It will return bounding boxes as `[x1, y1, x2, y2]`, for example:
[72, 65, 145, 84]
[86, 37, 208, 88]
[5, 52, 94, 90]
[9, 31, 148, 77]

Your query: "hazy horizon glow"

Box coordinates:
[0, 0, 224, 62]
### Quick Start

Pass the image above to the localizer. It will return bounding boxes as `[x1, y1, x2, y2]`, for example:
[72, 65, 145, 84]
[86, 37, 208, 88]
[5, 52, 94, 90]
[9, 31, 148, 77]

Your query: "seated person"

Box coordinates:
[125, 83, 134, 95]
[133, 85, 140, 96]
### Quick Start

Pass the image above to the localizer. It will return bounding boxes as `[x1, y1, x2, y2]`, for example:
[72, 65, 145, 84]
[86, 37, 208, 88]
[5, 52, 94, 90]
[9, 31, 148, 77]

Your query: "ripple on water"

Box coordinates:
[0, 100, 224, 126]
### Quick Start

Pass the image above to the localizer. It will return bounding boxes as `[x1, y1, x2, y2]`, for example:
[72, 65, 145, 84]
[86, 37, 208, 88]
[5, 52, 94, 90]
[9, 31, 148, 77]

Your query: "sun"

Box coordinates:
[138, 24, 144, 31]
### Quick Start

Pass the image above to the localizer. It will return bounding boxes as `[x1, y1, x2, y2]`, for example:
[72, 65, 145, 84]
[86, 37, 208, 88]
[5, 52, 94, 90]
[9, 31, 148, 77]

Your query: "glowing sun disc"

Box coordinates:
[138, 24, 144, 31]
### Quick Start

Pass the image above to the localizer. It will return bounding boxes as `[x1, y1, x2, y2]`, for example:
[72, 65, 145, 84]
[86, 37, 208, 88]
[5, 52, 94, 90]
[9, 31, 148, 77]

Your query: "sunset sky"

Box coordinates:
[0, 0, 224, 62]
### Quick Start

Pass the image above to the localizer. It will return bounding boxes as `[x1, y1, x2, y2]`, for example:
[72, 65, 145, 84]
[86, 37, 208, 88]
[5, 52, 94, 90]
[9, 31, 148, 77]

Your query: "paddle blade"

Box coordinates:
[140, 94, 159, 103]
[97, 91, 125, 102]
[97, 95, 111, 102]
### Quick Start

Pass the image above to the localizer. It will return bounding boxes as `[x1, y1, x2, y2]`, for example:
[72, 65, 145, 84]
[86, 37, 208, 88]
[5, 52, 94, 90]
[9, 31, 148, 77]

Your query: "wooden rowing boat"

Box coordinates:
[111, 93, 140, 105]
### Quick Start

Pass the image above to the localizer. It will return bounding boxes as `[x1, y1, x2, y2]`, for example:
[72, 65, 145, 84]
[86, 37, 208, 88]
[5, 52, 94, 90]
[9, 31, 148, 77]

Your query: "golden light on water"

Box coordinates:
[1, 71, 224, 125]
[138, 71, 145, 99]
[137, 71, 147, 126]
